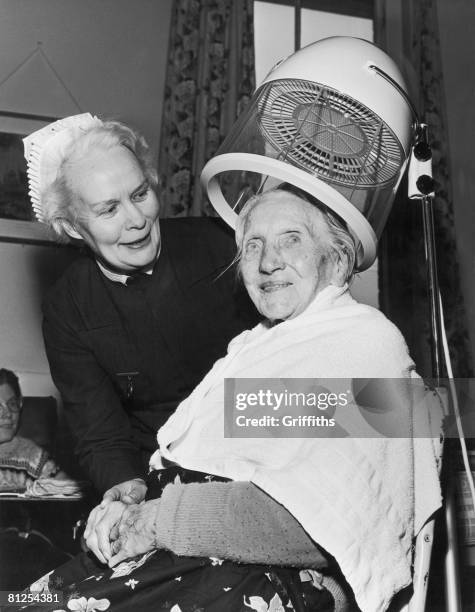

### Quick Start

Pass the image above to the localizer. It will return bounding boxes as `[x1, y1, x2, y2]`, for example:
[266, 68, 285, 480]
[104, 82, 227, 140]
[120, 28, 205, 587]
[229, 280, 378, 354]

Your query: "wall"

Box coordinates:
[0, 0, 173, 393]
[0, 242, 79, 396]
[0, 0, 173, 156]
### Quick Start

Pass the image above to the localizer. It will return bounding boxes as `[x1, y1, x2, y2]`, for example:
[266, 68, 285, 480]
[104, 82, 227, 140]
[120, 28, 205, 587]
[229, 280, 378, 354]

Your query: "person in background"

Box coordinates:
[0, 368, 59, 491]
[23, 114, 257, 508]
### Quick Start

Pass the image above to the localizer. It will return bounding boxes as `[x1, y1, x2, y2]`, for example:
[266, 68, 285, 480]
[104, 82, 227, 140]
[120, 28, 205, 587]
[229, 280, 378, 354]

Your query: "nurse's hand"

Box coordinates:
[84, 501, 127, 564]
[102, 478, 147, 506]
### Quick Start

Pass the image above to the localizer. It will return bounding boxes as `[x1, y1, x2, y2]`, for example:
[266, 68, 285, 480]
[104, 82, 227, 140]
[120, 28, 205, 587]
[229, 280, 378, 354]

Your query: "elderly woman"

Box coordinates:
[17, 185, 441, 612]
[24, 115, 256, 505]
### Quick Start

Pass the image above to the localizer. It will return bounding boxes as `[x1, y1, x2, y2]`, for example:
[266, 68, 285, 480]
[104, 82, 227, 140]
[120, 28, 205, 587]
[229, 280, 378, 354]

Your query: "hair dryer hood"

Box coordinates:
[201, 37, 415, 271]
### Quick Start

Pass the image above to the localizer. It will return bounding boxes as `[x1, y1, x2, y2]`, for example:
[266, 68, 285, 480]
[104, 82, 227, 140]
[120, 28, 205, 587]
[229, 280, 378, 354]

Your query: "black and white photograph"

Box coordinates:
[0, 1, 474, 611]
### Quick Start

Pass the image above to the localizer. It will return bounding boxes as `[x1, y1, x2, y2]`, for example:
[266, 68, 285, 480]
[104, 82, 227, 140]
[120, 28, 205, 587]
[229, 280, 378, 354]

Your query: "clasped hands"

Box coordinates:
[84, 478, 159, 566]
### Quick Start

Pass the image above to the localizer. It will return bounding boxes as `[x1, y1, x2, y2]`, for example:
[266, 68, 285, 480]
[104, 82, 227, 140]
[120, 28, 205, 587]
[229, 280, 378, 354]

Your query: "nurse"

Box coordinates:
[24, 114, 257, 505]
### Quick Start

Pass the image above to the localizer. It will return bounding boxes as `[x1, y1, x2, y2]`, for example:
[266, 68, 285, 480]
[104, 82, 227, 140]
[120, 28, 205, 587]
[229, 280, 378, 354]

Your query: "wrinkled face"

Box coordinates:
[239, 192, 336, 322]
[0, 383, 21, 443]
[68, 146, 161, 274]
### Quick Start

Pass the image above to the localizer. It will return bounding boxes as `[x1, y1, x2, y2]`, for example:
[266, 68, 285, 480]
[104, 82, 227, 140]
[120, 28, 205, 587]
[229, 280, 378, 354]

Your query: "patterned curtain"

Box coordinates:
[374, 0, 473, 378]
[158, 0, 255, 217]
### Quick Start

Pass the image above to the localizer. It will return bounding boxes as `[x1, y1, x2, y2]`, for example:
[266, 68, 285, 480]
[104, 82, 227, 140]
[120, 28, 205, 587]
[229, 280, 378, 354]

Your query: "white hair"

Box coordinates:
[42, 121, 158, 242]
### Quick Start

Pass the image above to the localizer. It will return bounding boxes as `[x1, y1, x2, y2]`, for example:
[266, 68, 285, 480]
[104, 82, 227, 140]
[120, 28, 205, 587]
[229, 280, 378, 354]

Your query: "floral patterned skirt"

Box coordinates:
[11, 467, 336, 612]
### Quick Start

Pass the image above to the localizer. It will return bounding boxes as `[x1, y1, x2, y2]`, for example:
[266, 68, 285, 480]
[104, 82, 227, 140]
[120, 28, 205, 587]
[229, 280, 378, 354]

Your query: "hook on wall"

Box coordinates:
[0, 42, 82, 116]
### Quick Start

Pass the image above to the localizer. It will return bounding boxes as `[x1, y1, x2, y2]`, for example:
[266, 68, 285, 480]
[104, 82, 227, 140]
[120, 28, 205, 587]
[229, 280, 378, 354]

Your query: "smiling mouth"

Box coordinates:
[123, 232, 151, 249]
[260, 281, 292, 293]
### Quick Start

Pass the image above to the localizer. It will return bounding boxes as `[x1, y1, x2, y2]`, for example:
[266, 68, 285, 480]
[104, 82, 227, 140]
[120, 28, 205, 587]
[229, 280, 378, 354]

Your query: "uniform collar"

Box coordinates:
[95, 245, 161, 285]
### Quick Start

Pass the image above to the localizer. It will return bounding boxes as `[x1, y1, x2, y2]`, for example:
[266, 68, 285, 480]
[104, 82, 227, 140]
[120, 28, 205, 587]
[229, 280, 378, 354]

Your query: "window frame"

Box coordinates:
[255, 0, 373, 19]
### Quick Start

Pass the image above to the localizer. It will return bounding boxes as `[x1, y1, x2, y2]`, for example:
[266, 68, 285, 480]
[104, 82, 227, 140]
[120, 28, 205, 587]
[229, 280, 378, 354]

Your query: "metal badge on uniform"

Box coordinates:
[116, 371, 139, 399]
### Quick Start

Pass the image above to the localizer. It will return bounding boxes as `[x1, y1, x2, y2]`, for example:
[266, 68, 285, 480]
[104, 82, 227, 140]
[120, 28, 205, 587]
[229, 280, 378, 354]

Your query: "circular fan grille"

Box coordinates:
[257, 79, 404, 187]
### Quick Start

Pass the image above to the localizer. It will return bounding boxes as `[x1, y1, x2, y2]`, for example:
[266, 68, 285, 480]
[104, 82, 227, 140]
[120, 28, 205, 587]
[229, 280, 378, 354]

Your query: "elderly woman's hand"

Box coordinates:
[84, 500, 128, 564]
[108, 499, 160, 567]
[84, 479, 148, 564]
